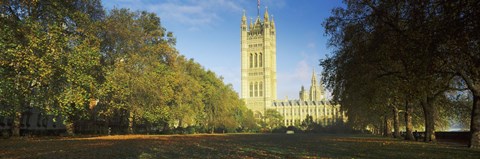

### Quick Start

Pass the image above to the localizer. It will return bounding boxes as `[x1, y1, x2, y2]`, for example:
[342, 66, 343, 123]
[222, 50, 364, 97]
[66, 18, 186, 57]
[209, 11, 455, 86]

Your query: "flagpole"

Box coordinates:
[257, 0, 260, 17]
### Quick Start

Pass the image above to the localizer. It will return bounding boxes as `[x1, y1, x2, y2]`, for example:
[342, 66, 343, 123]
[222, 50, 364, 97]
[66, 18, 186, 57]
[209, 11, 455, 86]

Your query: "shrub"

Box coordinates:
[272, 126, 287, 133]
[185, 126, 196, 134]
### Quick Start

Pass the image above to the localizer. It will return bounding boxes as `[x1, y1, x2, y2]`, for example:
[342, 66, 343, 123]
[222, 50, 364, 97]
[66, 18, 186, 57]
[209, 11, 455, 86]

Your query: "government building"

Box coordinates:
[240, 7, 346, 126]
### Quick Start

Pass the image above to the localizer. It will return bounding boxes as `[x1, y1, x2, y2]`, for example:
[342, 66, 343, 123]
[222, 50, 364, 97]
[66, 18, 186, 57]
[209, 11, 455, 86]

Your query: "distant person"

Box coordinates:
[414, 130, 419, 141]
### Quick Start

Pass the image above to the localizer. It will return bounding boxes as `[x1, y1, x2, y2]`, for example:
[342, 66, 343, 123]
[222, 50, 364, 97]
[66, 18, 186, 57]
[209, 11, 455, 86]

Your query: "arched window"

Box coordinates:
[249, 54, 253, 68]
[259, 82, 263, 97]
[259, 53, 263, 67]
[249, 82, 253, 97]
[254, 53, 258, 67]
[254, 82, 258, 97]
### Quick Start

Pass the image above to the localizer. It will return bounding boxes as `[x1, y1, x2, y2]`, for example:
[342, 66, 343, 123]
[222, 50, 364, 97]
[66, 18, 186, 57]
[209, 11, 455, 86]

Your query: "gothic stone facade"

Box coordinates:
[240, 9, 276, 117]
[241, 8, 345, 126]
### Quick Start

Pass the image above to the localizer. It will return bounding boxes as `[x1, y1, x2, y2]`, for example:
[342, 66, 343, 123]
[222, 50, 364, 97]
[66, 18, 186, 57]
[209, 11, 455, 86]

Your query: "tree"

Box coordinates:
[1, 1, 256, 136]
[261, 109, 283, 130]
[1, 0, 104, 136]
[99, 9, 176, 134]
[300, 115, 316, 131]
[321, 1, 479, 144]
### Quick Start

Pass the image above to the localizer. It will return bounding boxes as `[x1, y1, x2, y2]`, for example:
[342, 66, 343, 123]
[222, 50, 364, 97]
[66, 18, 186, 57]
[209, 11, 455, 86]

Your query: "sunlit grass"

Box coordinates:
[1, 134, 479, 158]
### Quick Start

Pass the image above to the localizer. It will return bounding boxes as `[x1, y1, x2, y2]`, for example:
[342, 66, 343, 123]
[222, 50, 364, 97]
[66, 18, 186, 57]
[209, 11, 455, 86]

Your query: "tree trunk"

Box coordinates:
[379, 119, 384, 136]
[393, 106, 401, 138]
[162, 122, 169, 133]
[421, 97, 436, 142]
[11, 111, 21, 137]
[65, 119, 75, 136]
[384, 117, 393, 137]
[178, 119, 183, 128]
[404, 101, 414, 140]
[128, 111, 134, 134]
[11, 94, 26, 137]
[458, 70, 480, 148]
[386, 118, 393, 137]
[470, 90, 480, 148]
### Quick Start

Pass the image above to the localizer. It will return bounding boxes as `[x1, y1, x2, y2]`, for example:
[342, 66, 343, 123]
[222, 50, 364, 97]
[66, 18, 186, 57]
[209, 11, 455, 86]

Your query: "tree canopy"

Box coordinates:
[1, 0, 257, 136]
[322, 0, 479, 148]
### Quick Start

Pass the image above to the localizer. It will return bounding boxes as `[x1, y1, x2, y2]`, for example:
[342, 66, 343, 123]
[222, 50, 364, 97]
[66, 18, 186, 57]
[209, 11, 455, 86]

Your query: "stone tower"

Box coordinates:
[241, 8, 276, 117]
[309, 69, 324, 101]
[299, 86, 308, 101]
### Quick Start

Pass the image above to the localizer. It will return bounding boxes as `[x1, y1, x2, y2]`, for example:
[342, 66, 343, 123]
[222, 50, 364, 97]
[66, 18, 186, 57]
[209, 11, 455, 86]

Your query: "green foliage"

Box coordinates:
[321, 1, 478, 142]
[260, 109, 284, 131]
[300, 115, 316, 131]
[0, 1, 255, 135]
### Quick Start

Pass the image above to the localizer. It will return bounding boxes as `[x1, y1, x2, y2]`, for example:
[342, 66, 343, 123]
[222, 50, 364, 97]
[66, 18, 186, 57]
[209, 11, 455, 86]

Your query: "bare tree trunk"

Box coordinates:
[379, 119, 384, 136]
[404, 101, 415, 140]
[11, 111, 21, 137]
[421, 97, 436, 142]
[11, 95, 26, 137]
[470, 91, 480, 148]
[393, 106, 401, 138]
[128, 111, 134, 134]
[383, 116, 387, 137]
[384, 117, 393, 137]
[458, 70, 480, 148]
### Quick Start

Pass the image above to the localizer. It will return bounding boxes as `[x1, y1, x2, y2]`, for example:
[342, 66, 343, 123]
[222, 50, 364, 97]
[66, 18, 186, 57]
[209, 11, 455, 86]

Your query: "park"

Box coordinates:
[1, 0, 480, 158]
[1, 133, 480, 158]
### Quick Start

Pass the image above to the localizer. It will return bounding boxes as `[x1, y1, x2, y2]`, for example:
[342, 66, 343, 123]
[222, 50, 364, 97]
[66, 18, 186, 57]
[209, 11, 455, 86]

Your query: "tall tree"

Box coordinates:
[99, 9, 176, 134]
[321, 1, 478, 144]
[1, 0, 104, 136]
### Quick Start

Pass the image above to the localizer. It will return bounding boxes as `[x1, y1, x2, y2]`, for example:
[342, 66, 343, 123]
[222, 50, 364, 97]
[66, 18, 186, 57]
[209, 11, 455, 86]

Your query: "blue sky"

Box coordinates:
[102, 0, 345, 99]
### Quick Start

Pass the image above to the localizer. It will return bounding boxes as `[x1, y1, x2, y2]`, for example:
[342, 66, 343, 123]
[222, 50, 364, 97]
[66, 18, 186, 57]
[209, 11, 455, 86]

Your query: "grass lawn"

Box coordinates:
[1, 133, 479, 159]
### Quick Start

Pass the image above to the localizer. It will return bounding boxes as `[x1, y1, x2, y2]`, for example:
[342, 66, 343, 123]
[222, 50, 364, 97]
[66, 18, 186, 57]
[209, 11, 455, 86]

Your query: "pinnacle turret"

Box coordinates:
[271, 15, 275, 27]
[264, 7, 269, 21]
[242, 10, 247, 22]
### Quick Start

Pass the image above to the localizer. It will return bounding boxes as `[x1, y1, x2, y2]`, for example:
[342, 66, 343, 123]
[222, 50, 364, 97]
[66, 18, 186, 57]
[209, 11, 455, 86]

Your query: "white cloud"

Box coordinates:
[307, 42, 316, 48]
[104, 0, 289, 32]
[105, 0, 244, 30]
[145, 0, 243, 29]
[276, 49, 332, 100]
[294, 59, 311, 81]
[277, 58, 311, 100]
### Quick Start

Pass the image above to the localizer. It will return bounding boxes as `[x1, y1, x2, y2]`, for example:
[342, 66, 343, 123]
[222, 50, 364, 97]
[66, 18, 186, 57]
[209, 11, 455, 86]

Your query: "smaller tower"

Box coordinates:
[309, 69, 324, 101]
[299, 86, 308, 101]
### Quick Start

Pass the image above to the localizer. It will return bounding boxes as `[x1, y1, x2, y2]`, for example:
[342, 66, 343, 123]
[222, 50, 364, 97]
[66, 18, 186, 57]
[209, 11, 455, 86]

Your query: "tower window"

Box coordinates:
[254, 53, 258, 67]
[259, 82, 263, 97]
[249, 54, 253, 68]
[249, 83, 253, 97]
[254, 82, 258, 97]
[259, 53, 263, 67]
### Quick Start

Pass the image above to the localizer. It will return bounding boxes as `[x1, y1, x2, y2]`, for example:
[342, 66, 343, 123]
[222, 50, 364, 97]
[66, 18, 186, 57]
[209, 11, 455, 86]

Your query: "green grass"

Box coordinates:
[1, 133, 479, 158]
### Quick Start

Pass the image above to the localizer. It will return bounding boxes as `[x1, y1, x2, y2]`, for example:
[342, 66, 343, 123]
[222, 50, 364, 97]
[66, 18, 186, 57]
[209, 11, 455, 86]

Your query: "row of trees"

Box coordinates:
[0, 0, 256, 136]
[322, 0, 479, 147]
[321, 1, 479, 148]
